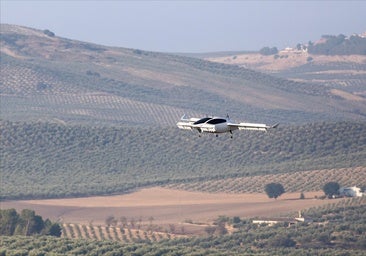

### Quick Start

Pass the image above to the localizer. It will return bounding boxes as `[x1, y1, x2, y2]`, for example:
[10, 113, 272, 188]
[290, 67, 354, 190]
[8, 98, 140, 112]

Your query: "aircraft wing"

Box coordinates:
[228, 122, 279, 131]
[176, 121, 195, 130]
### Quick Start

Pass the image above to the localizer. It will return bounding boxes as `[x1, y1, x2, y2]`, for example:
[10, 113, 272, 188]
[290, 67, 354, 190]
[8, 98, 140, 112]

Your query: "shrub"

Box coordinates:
[43, 29, 55, 37]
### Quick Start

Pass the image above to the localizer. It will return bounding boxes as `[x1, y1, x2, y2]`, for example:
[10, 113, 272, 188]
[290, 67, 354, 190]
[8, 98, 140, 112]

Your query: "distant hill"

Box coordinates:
[205, 33, 366, 104]
[308, 34, 366, 55]
[1, 24, 365, 126]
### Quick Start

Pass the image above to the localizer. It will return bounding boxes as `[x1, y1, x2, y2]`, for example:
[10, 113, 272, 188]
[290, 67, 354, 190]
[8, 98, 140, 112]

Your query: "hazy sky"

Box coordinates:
[1, 1, 365, 53]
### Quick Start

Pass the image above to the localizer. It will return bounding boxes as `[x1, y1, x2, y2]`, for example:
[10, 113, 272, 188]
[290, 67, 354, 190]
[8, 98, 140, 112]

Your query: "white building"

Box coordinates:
[253, 211, 312, 226]
[339, 186, 363, 197]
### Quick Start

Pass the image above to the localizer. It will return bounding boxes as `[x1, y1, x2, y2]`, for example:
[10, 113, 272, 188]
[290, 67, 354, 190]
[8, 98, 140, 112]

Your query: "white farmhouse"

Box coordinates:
[252, 211, 312, 227]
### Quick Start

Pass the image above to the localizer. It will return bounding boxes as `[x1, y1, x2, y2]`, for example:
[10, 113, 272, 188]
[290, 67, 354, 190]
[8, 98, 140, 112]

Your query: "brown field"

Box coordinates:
[1, 187, 339, 229]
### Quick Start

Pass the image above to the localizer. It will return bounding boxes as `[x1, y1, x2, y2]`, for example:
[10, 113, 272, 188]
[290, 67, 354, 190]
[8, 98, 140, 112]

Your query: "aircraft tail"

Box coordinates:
[271, 123, 279, 129]
[180, 114, 189, 121]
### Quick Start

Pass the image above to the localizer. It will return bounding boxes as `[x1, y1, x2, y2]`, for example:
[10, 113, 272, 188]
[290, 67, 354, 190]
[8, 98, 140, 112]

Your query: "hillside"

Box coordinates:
[205, 34, 366, 103]
[1, 24, 366, 126]
[207, 53, 366, 95]
[1, 120, 365, 200]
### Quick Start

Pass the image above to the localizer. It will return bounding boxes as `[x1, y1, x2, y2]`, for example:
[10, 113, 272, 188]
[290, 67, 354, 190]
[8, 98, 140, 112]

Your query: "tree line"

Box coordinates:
[308, 34, 366, 55]
[259, 34, 366, 56]
[0, 209, 61, 237]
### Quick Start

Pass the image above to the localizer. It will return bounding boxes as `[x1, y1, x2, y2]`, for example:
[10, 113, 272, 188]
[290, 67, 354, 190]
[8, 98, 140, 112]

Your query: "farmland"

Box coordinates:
[1, 24, 366, 255]
[1, 188, 338, 228]
[2, 196, 366, 255]
[165, 167, 366, 193]
[1, 121, 365, 200]
[2, 24, 366, 126]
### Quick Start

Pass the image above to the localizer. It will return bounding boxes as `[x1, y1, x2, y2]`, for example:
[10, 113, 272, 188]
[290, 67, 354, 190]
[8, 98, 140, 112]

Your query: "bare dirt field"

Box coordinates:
[1, 187, 339, 227]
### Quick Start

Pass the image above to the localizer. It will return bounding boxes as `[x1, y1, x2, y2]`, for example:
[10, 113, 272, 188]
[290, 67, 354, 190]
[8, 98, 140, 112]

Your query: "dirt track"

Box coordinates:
[1, 187, 337, 225]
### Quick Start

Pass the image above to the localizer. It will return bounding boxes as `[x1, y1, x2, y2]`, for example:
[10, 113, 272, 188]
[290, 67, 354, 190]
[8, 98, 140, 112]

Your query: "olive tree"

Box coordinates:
[264, 183, 285, 199]
[323, 182, 340, 198]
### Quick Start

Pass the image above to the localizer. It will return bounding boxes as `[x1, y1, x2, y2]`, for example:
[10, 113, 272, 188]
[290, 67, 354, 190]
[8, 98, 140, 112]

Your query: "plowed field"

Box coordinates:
[2, 187, 339, 226]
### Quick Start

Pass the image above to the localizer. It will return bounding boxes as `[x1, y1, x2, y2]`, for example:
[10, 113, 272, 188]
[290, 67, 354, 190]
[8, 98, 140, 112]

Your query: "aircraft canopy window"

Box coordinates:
[207, 118, 226, 124]
[194, 117, 212, 125]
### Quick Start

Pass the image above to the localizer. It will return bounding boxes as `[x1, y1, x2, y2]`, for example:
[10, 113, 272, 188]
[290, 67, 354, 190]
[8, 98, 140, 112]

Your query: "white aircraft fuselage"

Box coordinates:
[177, 115, 277, 137]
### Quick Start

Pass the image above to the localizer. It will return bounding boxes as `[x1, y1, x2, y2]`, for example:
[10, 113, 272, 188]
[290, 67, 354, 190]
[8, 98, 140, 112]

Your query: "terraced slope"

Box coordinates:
[1, 24, 365, 125]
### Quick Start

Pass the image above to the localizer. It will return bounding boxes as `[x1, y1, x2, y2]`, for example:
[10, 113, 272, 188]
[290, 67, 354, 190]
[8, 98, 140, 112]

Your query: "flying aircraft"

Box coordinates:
[176, 114, 278, 138]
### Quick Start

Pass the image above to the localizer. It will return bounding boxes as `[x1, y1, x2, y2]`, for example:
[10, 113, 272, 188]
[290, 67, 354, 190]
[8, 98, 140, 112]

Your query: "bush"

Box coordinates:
[259, 46, 278, 55]
[269, 234, 296, 248]
[300, 192, 305, 199]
